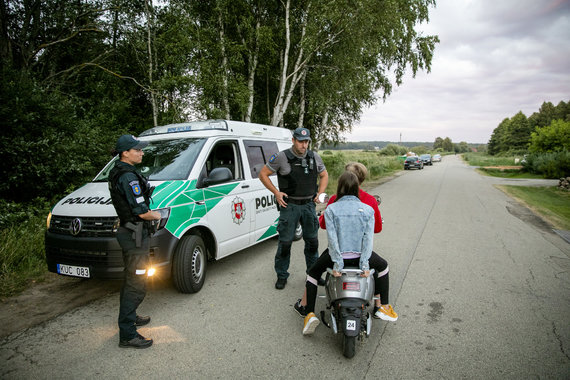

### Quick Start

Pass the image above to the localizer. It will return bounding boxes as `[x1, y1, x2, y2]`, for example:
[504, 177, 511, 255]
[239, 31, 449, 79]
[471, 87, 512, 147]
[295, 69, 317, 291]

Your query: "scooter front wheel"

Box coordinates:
[343, 334, 356, 358]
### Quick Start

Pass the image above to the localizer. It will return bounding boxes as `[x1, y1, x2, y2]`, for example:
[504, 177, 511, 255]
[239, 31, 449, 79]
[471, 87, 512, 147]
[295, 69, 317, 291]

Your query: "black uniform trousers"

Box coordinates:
[116, 226, 150, 341]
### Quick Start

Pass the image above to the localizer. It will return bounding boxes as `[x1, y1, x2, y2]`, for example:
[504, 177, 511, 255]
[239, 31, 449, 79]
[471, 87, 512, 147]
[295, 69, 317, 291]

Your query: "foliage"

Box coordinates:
[522, 151, 570, 178]
[462, 152, 521, 167]
[477, 168, 542, 179]
[528, 119, 570, 153]
[378, 144, 408, 156]
[0, 0, 439, 204]
[498, 186, 570, 230]
[0, 209, 49, 298]
[319, 151, 401, 195]
[488, 100, 570, 156]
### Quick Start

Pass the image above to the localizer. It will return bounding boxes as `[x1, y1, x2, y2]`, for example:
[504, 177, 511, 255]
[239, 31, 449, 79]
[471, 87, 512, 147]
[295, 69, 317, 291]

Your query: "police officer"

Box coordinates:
[259, 127, 328, 289]
[109, 134, 161, 349]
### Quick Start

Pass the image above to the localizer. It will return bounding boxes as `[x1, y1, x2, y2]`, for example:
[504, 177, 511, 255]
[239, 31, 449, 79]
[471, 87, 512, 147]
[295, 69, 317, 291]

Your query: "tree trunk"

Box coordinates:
[297, 67, 307, 128]
[218, 10, 230, 120]
[145, 0, 158, 127]
[270, 0, 291, 126]
[245, 20, 260, 123]
[271, 0, 311, 127]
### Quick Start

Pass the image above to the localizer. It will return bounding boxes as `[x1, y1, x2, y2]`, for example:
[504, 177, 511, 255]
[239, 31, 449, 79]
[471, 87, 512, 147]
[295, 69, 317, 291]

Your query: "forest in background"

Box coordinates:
[0, 0, 438, 205]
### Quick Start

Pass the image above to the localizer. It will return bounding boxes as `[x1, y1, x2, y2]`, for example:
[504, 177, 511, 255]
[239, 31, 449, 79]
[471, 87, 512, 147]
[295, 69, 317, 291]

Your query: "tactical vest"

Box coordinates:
[108, 162, 151, 224]
[277, 149, 318, 198]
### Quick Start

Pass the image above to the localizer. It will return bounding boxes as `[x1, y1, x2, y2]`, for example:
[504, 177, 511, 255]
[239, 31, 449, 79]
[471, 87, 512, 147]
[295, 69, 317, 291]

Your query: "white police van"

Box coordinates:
[45, 120, 294, 293]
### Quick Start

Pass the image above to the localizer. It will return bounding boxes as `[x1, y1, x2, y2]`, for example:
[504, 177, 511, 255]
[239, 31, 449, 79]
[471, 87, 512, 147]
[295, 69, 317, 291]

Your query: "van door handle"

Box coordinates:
[196, 201, 205, 205]
[241, 184, 250, 189]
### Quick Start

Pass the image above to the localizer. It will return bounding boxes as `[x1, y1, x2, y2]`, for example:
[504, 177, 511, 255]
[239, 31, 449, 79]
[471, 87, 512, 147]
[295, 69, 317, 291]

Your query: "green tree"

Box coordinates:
[433, 137, 443, 150]
[488, 118, 510, 155]
[457, 141, 470, 153]
[506, 111, 532, 152]
[528, 119, 570, 153]
[442, 137, 453, 152]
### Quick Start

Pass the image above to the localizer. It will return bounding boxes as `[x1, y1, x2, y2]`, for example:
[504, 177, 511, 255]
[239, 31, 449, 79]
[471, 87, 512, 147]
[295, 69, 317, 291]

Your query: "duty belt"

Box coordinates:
[287, 198, 313, 205]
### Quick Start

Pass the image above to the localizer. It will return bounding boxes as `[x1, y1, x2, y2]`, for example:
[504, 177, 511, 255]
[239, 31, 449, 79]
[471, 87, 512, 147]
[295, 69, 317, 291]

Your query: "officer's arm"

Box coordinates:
[314, 169, 329, 203]
[259, 165, 288, 207]
[258, 165, 277, 193]
[138, 210, 161, 221]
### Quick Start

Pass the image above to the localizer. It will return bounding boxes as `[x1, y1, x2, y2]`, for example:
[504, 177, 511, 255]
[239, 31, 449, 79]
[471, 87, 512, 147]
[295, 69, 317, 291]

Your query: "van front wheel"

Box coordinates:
[293, 222, 303, 241]
[172, 234, 207, 293]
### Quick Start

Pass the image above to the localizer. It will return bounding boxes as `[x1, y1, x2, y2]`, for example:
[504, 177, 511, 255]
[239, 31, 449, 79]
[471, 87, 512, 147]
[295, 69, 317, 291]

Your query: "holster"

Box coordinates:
[125, 222, 144, 248]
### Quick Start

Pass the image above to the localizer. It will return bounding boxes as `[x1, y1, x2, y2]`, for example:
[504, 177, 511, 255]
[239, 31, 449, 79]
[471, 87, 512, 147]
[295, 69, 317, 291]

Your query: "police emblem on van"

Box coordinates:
[231, 197, 246, 224]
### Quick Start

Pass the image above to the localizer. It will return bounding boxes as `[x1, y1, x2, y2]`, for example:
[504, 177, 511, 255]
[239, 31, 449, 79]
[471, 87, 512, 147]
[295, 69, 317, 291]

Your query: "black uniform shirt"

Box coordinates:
[114, 161, 150, 217]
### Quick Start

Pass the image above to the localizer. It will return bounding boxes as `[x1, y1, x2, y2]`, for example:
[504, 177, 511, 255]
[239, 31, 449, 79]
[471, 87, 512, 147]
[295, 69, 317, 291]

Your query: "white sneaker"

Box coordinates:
[302, 312, 320, 335]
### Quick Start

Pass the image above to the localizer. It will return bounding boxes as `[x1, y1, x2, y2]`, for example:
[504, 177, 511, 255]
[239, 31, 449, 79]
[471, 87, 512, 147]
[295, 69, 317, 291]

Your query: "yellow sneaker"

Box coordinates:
[374, 305, 398, 321]
[302, 312, 320, 335]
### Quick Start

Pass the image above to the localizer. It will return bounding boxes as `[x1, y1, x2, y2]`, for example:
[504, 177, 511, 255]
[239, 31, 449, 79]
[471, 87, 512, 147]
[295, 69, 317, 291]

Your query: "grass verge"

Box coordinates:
[476, 168, 544, 179]
[497, 186, 570, 230]
[0, 214, 50, 299]
[319, 151, 402, 195]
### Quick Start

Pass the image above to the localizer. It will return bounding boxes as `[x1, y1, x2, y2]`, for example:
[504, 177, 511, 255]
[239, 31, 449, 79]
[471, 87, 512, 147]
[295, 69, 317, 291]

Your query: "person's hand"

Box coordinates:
[360, 270, 370, 278]
[332, 270, 341, 277]
[276, 192, 288, 208]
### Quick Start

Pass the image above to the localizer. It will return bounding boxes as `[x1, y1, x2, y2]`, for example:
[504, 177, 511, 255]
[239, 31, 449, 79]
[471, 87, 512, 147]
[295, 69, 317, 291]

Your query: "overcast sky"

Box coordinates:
[345, 0, 570, 144]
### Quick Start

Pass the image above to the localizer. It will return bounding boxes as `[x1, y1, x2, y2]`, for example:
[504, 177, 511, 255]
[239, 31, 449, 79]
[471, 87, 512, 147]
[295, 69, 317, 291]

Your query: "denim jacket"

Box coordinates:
[324, 195, 375, 271]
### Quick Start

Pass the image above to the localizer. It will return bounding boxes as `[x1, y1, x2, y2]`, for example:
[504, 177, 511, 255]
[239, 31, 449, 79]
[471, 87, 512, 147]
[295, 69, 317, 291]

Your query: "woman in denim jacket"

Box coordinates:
[297, 171, 397, 335]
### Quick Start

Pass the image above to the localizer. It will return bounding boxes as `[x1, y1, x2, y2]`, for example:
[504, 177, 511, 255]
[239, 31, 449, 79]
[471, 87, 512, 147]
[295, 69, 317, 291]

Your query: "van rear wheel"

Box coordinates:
[172, 234, 207, 293]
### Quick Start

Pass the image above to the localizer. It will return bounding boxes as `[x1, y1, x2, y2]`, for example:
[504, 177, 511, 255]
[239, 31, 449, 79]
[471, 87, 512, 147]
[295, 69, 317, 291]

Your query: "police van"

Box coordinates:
[45, 120, 295, 293]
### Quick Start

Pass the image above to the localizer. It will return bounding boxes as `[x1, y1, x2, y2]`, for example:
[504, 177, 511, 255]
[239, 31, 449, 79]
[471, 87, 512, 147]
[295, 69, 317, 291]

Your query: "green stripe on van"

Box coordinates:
[152, 180, 241, 238]
[257, 217, 279, 241]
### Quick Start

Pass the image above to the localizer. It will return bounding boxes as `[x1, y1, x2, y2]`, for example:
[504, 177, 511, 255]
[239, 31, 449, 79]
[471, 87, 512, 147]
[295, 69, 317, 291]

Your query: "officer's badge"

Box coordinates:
[130, 181, 142, 195]
[269, 154, 277, 163]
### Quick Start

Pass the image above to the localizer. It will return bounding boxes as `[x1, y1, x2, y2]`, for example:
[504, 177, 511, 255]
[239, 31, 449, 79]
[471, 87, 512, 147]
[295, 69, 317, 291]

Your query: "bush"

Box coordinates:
[0, 207, 49, 298]
[529, 119, 570, 153]
[523, 151, 570, 178]
[378, 144, 407, 156]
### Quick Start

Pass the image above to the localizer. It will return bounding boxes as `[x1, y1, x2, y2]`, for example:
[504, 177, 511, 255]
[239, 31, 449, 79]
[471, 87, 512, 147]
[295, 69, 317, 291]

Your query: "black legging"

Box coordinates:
[305, 248, 389, 314]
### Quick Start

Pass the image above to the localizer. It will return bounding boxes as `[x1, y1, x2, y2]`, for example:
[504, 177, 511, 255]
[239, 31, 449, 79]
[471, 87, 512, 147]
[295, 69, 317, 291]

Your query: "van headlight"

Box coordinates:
[46, 212, 52, 229]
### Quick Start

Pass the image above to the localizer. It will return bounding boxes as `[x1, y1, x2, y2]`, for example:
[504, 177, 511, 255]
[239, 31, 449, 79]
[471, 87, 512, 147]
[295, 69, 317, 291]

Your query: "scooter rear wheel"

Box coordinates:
[343, 335, 356, 358]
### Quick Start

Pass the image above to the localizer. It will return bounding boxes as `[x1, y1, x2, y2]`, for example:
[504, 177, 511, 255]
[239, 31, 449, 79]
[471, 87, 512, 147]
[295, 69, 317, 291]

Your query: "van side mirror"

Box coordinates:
[201, 167, 233, 187]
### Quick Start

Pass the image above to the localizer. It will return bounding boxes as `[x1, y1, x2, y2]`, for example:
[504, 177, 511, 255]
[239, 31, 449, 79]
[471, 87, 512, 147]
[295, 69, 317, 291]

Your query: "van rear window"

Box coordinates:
[94, 138, 206, 181]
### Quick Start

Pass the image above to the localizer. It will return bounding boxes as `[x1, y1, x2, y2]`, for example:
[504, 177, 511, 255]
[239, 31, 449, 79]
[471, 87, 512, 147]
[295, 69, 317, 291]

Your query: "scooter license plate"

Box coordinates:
[343, 282, 360, 291]
[346, 319, 357, 331]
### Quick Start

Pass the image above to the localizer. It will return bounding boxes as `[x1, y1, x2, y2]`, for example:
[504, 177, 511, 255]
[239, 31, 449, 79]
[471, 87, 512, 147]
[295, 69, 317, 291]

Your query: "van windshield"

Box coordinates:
[94, 138, 207, 181]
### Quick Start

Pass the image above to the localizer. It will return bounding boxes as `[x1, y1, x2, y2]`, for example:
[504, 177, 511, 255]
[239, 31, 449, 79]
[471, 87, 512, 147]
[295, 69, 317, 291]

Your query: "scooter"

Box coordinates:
[317, 193, 382, 358]
[319, 268, 376, 358]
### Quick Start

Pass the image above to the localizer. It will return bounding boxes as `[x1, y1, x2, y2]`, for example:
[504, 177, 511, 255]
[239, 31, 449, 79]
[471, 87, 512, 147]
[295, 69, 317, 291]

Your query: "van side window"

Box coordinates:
[243, 140, 279, 178]
[205, 141, 243, 181]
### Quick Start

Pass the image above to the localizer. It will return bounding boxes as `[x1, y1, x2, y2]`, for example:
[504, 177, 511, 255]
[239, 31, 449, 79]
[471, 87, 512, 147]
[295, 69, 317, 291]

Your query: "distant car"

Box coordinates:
[404, 156, 423, 170]
[432, 154, 442, 162]
[420, 154, 433, 166]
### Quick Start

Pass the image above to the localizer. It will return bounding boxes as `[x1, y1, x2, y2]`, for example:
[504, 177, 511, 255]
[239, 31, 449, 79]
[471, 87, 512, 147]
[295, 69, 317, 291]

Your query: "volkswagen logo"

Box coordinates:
[70, 218, 82, 236]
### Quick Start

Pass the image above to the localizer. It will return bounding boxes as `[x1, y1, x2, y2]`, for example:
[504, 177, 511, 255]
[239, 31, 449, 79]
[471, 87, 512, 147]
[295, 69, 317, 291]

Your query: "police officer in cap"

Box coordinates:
[259, 127, 328, 289]
[109, 134, 161, 349]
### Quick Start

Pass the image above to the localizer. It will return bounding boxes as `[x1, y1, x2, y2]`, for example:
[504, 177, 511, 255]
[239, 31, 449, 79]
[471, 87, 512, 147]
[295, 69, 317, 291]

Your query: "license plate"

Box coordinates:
[343, 282, 360, 291]
[346, 319, 356, 331]
[57, 264, 90, 278]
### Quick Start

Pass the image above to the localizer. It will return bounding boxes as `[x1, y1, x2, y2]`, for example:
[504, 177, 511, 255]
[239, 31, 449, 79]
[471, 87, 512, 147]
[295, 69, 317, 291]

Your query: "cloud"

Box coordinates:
[348, 0, 570, 143]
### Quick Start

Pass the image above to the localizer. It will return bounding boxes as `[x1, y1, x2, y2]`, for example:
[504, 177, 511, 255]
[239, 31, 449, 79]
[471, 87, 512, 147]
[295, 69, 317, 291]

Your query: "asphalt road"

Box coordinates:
[1, 155, 569, 379]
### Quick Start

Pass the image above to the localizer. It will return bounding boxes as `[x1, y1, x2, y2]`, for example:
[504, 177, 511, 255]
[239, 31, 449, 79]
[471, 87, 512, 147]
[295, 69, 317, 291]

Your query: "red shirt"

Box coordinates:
[319, 189, 382, 233]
